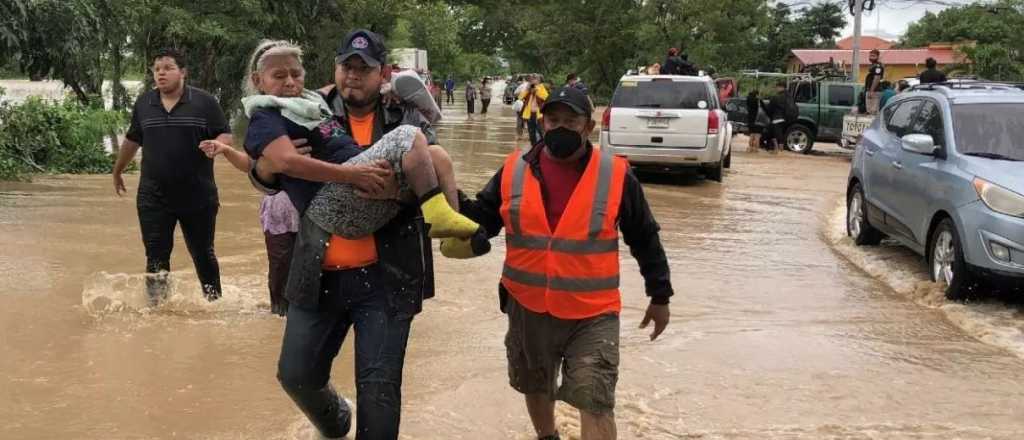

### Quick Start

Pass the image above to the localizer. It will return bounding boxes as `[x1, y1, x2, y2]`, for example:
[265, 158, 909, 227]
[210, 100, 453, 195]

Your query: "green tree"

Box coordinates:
[797, 2, 847, 48]
[902, 0, 1024, 81]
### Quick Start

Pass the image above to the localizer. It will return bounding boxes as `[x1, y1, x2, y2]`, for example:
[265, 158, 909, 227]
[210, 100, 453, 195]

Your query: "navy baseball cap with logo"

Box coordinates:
[336, 29, 387, 67]
[541, 86, 593, 116]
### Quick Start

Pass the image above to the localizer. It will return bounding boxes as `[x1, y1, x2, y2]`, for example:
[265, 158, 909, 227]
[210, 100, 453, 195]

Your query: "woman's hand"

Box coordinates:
[356, 159, 400, 200]
[340, 160, 394, 198]
[199, 140, 231, 158]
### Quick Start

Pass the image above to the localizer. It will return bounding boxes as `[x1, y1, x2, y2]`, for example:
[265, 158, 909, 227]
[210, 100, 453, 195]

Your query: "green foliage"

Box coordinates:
[902, 0, 1024, 81]
[0, 97, 126, 180]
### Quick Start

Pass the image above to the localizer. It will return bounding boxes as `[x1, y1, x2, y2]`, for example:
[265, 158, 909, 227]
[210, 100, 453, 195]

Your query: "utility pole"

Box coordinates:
[851, 0, 864, 84]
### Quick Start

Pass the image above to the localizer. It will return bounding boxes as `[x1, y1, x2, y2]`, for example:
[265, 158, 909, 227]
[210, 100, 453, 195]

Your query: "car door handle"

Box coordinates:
[891, 161, 903, 170]
[865, 149, 875, 156]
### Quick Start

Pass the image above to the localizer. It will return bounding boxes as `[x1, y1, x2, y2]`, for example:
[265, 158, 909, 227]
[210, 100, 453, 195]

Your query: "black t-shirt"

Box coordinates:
[919, 68, 947, 84]
[126, 86, 230, 211]
[244, 108, 362, 214]
[746, 94, 760, 122]
[767, 94, 787, 120]
[865, 63, 885, 91]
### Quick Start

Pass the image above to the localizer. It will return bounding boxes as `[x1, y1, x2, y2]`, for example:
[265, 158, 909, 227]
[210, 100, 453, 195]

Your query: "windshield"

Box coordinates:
[954, 104, 1024, 161]
[612, 80, 710, 109]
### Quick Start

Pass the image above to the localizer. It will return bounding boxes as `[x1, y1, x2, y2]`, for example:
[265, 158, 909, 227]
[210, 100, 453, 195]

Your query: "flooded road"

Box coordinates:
[3, 88, 1024, 439]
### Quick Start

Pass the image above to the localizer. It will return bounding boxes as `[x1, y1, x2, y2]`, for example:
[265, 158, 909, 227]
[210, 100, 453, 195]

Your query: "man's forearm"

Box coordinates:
[113, 141, 140, 174]
[269, 153, 350, 183]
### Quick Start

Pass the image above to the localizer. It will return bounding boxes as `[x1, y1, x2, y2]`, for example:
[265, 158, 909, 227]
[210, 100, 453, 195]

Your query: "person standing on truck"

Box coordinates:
[660, 48, 684, 75]
[678, 52, 699, 76]
[864, 49, 885, 114]
[919, 57, 947, 84]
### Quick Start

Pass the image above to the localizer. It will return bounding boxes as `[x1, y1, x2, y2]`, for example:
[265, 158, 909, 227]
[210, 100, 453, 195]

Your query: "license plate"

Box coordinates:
[647, 118, 669, 128]
[844, 120, 870, 135]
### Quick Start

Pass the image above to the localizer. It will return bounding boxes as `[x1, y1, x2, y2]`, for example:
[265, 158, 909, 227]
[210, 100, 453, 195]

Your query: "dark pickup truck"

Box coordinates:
[726, 80, 864, 154]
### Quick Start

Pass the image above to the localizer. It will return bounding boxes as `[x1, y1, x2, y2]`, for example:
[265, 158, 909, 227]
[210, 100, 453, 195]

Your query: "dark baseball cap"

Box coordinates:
[336, 29, 387, 67]
[541, 86, 593, 116]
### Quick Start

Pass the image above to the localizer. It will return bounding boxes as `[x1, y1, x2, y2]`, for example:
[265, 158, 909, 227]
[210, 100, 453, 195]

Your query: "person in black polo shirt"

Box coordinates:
[111, 48, 233, 304]
[864, 49, 885, 114]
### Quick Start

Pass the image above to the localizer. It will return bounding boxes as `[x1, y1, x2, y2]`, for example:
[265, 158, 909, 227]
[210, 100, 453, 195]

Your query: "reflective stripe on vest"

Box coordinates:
[499, 146, 627, 319]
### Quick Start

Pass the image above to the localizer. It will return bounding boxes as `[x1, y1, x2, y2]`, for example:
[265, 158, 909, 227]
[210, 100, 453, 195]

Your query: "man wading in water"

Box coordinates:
[247, 30, 482, 439]
[455, 87, 674, 440]
[111, 48, 233, 304]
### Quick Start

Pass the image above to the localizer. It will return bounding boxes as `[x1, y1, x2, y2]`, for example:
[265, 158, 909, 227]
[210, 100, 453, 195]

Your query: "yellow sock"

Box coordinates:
[421, 192, 480, 238]
[440, 237, 475, 259]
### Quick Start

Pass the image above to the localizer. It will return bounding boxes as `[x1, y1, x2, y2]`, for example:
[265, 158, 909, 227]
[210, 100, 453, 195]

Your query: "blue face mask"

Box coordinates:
[544, 127, 584, 159]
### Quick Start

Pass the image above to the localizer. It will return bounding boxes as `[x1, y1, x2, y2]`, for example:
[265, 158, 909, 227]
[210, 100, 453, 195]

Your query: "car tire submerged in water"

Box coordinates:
[847, 183, 883, 245]
[723, 150, 732, 169]
[929, 218, 974, 301]
[785, 124, 815, 155]
[705, 162, 723, 182]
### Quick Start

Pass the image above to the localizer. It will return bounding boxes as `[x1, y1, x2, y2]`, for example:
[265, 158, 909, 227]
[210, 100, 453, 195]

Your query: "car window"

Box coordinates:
[909, 101, 945, 148]
[886, 100, 922, 138]
[612, 80, 710, 109]
[792, 82, 817, 103]
[953, 103, 1024, 161]
[828, 85, 855, 106]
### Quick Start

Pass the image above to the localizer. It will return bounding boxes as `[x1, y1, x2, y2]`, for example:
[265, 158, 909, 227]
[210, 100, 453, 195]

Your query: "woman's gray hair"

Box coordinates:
[242, 39, 304, 96]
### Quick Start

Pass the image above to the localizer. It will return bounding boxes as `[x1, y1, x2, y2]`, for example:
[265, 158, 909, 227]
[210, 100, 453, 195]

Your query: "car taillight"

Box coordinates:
[707, 110, 719, 135]
[602, 106, 611, 132]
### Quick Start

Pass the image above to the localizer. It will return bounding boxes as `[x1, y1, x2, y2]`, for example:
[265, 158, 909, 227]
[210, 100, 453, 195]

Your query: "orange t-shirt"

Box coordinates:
[322, 112, 379, 270]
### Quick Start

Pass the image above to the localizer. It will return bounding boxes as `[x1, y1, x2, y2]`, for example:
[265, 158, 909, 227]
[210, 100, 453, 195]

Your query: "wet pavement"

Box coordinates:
[2, 84, 1024, 439]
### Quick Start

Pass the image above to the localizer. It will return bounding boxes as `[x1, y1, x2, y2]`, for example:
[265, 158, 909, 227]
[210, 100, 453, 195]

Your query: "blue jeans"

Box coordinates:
[527, 114, 544, 146]
[277, 267, 413, 439]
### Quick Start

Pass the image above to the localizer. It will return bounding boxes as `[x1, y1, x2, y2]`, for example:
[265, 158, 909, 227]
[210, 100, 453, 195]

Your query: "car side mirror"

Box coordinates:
[901, 134, 938, 155]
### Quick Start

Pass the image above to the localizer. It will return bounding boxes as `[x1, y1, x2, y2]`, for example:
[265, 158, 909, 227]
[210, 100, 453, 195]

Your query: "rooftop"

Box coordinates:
[790, 47, 965, 66]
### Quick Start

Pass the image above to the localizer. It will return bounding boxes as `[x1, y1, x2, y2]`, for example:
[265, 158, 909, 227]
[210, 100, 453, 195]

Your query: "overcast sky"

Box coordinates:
[838, 1, 952, 41]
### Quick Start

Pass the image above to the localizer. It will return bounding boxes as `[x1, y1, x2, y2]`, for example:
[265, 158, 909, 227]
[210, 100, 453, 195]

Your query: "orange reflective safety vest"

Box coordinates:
[499, 146, 629, 320]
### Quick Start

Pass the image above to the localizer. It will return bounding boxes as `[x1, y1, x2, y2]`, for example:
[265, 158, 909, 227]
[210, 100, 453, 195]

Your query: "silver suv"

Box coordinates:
[847, 82, 1024, 299]
[599, 75, 732, 182]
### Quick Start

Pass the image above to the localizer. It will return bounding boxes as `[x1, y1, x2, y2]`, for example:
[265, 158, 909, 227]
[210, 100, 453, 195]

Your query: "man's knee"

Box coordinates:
[277, 358, 325, 392]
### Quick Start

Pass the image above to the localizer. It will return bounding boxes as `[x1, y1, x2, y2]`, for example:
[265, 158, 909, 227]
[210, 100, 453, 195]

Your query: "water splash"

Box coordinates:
[81, 270, 272, 317]
[825, 198, 1024, 359]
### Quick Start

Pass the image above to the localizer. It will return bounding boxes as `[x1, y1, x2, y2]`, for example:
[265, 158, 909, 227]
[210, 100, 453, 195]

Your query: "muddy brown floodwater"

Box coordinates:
[3, 88, 1024, 440]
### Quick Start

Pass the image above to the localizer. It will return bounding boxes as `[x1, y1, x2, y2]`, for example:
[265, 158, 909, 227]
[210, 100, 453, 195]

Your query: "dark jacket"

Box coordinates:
[766, 93, 788, 121]
[459, 142, 674, 311]
[660, 56, 684, 75]
[251, 87, 437, 317]
[919, 68, 947, 84]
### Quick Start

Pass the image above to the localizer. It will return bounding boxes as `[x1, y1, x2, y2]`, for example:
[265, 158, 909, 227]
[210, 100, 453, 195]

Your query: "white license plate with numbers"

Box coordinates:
[647, 118, 670, 128]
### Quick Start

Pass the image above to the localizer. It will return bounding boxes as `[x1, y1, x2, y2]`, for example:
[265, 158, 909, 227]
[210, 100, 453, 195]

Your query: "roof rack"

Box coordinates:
[909, 80, 1021, 92]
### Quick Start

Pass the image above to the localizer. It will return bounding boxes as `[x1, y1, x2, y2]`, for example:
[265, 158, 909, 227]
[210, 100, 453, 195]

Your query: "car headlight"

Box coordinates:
[974, 177, 1024, 218]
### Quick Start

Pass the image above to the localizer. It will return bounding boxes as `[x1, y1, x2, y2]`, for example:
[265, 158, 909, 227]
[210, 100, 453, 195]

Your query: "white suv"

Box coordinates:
[599, 75, 732, 182]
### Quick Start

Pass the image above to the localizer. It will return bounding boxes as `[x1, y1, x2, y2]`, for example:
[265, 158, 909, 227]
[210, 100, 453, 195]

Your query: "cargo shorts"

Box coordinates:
[504, 296, 620, 414]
